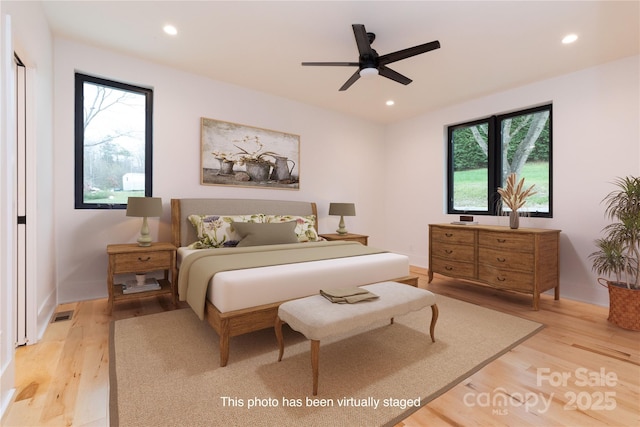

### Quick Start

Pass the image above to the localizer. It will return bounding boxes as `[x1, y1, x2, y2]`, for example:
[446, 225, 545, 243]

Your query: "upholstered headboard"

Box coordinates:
[171, 198, 318, 248]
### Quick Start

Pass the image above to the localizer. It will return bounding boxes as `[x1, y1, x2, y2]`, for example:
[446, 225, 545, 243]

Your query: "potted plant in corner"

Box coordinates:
[589, 176, 640, 331]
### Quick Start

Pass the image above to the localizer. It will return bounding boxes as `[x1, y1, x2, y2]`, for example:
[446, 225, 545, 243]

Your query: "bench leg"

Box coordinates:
[429, 304, 439, 342]
[275, 316, 285, 361]
[311, 340, 320, 396]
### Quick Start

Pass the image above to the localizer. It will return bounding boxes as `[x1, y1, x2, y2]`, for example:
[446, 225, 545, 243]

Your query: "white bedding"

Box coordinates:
[179, 248, 409, 313]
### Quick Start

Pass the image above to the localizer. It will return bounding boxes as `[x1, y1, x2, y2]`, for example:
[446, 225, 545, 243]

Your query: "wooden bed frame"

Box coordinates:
[170, 198, 417, 366]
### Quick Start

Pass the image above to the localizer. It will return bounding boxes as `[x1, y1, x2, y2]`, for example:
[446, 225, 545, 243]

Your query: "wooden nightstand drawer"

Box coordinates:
[113, 250, 171, 273]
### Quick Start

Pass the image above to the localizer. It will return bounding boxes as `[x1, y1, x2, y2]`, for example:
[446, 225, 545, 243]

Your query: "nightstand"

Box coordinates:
[106, 242, 177, 313]
[319, 233, 369, 246]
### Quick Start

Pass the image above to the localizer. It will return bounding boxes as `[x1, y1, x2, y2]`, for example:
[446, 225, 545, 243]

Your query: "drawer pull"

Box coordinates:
[445, 249, 453, 254]
[445, 233, 453, 237]
[497, 276, 506, 282]
[138, 256, 152, 262]
[445, 266, 454, 271]
[496, 257, 506, 262]
[497, 239, 506, 243]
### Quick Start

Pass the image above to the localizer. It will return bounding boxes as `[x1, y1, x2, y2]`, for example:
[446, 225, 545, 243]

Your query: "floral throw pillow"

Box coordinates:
[264, 215, 320, 242]
[187, 214, 265, 248]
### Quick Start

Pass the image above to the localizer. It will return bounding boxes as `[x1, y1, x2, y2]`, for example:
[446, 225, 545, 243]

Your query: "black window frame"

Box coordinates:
[74, 73, 153, 209]
[447, 103, 552, 218]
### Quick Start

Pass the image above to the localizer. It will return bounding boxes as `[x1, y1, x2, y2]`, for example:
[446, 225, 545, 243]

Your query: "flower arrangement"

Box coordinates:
[497, 173, 537, 211]
[233, 135, 279, 166]
[211, 135, 282, 166]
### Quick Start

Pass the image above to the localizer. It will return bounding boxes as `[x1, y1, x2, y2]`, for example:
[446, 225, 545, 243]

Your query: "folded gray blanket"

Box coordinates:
[320, 287, 379, 304]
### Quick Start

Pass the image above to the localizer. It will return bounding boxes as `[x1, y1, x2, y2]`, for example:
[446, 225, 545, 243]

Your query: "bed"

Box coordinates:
[171, 198, 417, 366]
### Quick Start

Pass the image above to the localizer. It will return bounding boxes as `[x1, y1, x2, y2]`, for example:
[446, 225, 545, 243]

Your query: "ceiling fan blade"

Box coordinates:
[339, 70, 361, 91]
[352, 24, 374, 57]
[378, 65, 412, 85]
[301, 62, 359, 67]
[378, 40, 441, 65]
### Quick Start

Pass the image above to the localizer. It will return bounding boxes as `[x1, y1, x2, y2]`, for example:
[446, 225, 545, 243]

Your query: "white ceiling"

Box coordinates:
[41, 1, 639, 124]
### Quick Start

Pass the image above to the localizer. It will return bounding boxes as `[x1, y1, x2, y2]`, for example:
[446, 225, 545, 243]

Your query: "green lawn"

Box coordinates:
[454, 162, 549, 211]
[84, 190, 145, 205]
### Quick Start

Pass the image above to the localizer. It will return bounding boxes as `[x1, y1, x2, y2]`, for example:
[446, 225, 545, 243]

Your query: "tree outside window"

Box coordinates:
[74, 73, 153, 209]
[447, 104, 552, 217]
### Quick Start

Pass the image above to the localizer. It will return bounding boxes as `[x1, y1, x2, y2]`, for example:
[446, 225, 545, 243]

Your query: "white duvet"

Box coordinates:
[179, 248, 409, 313]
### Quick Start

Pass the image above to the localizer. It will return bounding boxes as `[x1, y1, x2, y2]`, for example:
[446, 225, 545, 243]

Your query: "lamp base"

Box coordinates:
[137, 216, 153, 246]
[336, 215, 348, 234]
[137, 236, 152, 246]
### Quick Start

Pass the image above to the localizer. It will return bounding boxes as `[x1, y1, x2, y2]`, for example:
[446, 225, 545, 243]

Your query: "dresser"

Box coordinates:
[428, 224, 560, 310]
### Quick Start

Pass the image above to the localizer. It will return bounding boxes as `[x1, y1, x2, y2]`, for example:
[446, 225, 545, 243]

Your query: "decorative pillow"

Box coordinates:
[233, 221, 299, 247]
[264, 215, 320, 242]
[187, 214, 265, 248]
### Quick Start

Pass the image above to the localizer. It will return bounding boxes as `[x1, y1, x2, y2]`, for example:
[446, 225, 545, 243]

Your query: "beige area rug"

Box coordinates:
[109, 295, 542, 427]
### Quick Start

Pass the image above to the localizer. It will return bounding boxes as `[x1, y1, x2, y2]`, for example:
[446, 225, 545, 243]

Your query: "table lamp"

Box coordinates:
[126, 197, 163, 246]
[328, 202, 356, 234]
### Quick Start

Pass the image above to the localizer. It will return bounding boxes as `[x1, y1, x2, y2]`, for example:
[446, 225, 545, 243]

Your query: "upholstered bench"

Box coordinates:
[274, 281, 438, 395]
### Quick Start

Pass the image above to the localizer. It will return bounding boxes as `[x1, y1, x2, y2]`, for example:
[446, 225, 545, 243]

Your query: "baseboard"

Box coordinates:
[0, 354, 16, 422]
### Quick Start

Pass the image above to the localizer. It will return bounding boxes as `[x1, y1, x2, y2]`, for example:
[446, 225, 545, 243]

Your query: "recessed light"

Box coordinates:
[163, 25, 178, 36]
[562, 34, 578, 44]
[386, 100, 395, 106]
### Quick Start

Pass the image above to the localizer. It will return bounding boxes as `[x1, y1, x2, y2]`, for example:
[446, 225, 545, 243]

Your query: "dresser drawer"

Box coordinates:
[431, 258, 475, 280]
[478, 230, 534, 252]
[431, 226, 475, 245]
[432, 242, 474, 262]
[478, 247, 534, 272]
[478, 265, 534, 291]
[113, 250, 171, 273]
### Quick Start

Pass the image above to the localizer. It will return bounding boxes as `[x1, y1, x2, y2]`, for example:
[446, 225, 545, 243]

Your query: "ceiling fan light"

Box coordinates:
[359, 67, 379, 79]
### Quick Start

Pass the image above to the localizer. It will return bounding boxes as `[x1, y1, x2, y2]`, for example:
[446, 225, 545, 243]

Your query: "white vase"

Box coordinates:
[135, 273, 146, 286]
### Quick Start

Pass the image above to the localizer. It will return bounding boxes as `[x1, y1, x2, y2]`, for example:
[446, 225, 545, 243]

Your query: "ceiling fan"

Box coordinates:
[302, 24, 440, 91]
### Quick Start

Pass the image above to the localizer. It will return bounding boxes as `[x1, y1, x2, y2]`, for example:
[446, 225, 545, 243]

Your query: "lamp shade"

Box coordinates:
[329, 203, 355, 216]
[126, 197, 163, 218]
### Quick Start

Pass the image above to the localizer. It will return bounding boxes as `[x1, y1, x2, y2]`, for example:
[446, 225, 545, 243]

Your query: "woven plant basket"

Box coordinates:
[599, 278, 640, 331]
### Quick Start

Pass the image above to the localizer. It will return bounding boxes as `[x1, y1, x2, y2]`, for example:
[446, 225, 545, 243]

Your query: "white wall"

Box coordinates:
[7, 0, 56, 339]
[383, 55, 640, 306]
[53, 38, 386, 303]
[0, 8, 15, 418]
[1, 0, 55, 416]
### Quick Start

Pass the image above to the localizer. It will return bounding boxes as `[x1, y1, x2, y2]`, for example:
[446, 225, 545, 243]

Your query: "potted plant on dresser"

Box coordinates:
[589, 176, 640, 331]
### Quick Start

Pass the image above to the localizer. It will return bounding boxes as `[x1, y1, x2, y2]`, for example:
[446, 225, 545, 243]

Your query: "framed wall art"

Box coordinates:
[201, 118, 300, 190]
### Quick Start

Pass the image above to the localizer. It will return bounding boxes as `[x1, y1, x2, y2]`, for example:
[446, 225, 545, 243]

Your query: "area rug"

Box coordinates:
[109, 295, 542, 427]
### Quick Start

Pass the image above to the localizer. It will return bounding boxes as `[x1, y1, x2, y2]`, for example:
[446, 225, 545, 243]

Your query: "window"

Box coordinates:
[447, 104, 552, 217]
[75, 73, 153, 209]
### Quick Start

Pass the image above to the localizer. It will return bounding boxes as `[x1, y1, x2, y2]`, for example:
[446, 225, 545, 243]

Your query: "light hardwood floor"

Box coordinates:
[2, 267, 639, 426]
